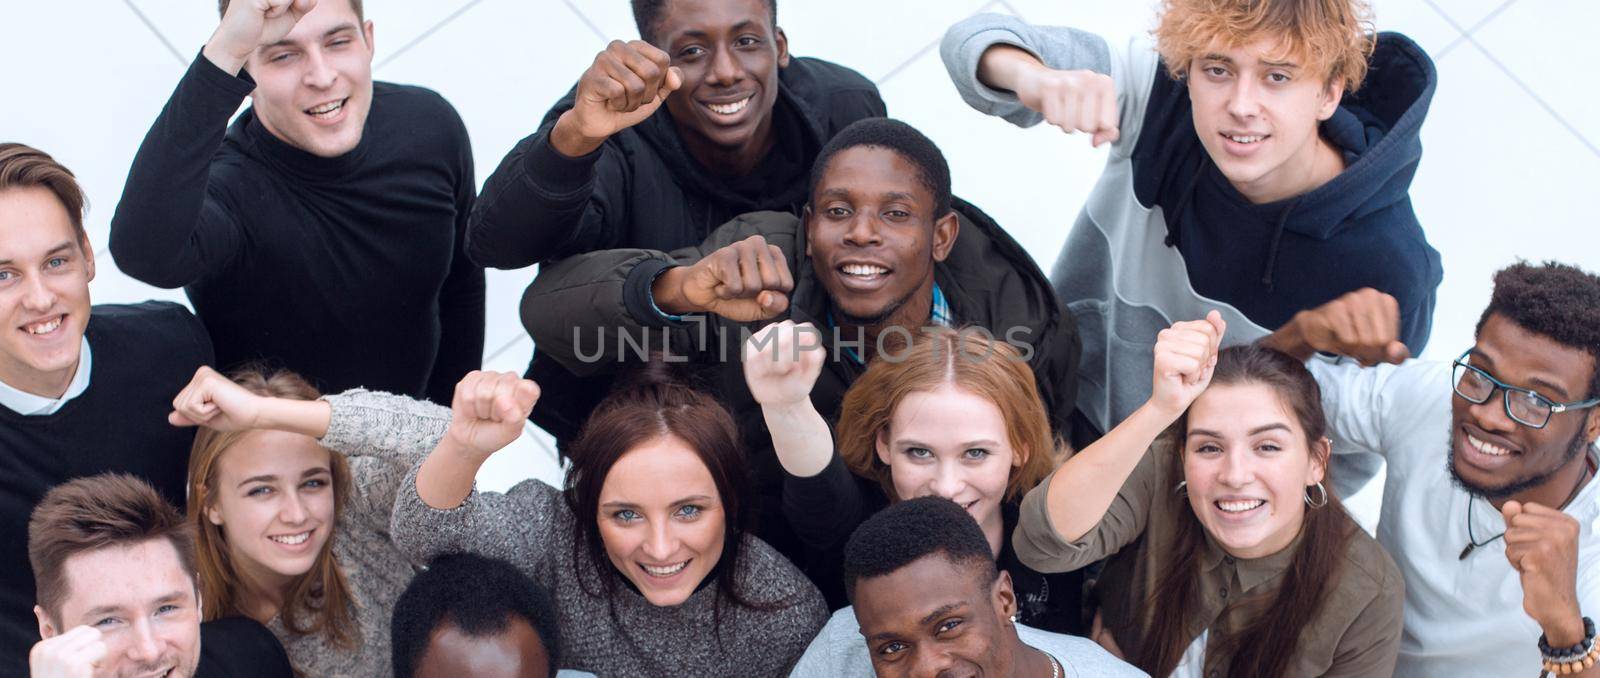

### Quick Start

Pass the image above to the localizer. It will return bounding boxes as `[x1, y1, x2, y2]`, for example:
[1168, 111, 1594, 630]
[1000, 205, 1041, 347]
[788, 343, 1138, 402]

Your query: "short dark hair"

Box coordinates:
[218, 0, 364, 21]
[390, 553, 562, 678]
[842, 496, 995, 602]
[631, 0, 777, 45]
[0, 142, 88, 248]
[1475, 261, 1600, 401]
[809, 118, 953, 219]
[28, 474, 197, 623]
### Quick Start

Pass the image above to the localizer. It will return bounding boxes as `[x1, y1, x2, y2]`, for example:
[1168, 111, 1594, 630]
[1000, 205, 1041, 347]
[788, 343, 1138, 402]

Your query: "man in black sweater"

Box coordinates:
[468, 0, 885, 442]
[0, 144, 214, 672]
[109, 0, 483, 405]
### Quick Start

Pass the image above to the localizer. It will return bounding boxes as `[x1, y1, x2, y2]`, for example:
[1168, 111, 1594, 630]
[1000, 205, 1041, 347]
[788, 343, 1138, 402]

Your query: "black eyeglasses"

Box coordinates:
[1452, 350, 1600, 429]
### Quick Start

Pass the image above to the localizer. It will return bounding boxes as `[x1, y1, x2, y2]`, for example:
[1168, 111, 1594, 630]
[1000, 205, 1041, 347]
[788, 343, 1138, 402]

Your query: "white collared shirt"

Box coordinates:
[1310, 356, 1600, 678]
[0, 337, 92, 415]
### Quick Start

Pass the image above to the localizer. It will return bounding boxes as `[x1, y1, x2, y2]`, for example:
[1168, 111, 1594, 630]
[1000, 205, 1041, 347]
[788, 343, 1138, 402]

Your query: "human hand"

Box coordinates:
[743, 320, 826, 408]
[1149, 311, 1226, 417]
[653, 234, 794, 322]
[551, 40, 684, 156]
[444, 371, 540, 459]
[203, 0, 317, 74]
[29, 626, 105, 678]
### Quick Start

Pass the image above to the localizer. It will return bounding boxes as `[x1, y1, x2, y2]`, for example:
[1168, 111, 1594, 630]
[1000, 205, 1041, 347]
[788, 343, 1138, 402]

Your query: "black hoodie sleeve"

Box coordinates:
[782, 452, 869, 552]
[464, 93, 635, 269]
[109, 52, 256, 289]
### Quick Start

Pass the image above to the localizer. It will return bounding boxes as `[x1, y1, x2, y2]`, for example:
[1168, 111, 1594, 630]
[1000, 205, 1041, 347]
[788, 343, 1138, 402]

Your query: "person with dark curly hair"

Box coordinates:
[789, 496, 1141, 677]
[391, 553, 580, 678]
[1264, 261, 1600, 677]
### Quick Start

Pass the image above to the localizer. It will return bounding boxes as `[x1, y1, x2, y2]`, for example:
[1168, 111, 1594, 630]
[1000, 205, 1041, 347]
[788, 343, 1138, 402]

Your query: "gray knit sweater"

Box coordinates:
[386, 399, 828, 677]
[262, 390, 439, 677]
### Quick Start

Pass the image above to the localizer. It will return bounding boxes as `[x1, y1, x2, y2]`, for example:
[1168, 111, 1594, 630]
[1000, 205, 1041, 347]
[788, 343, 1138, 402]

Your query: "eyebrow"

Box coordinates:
[83, 590, 188, 618]
[919, 602, 964, 626]
[1188, 423, 1291, 438]
[237, 466, 329, 489]
[600, 495, 714, 510]
[679, 20, 760, 40]
[0, 241, 76, 267]
[897, 438, 1003, 449]
[1467, 350, 1571, 400]
[263, 23, 358, 51]
[1200, 53, 1299, 69]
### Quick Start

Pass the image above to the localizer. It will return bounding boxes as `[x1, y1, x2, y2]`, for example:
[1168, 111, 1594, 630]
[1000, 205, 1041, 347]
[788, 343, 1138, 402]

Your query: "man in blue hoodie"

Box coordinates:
[941, 0, 1442, 486]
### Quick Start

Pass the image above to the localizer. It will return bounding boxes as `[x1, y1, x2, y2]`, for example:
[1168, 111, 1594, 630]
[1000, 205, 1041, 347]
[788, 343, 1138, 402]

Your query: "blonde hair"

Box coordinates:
[1154, 0, 1376, 92]
[835, 327, 1057, 503]
[187, 368, 357, 648]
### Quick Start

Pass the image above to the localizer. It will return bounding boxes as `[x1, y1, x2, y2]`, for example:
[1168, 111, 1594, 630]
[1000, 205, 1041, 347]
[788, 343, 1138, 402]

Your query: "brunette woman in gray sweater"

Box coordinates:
[391, 367, 828, 676]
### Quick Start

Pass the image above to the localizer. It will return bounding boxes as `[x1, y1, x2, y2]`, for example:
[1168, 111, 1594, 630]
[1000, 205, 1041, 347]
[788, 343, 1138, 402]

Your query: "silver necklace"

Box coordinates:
[1047, 652, 1061, 678]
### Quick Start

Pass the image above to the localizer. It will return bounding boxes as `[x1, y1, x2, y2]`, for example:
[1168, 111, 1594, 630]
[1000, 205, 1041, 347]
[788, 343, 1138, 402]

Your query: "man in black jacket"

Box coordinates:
[469, 0, 885, 442]
[108, 0, 483, 405]
[0, 144, 214, 672]
[523, 119, 1079, 566]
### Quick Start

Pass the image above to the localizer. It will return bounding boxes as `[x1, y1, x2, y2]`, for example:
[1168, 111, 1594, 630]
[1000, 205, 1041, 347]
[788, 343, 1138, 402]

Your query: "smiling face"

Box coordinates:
[656, 0, 788, 172]
[1182, 382, 1325, 559]
[0, 186, 93, 398]
[244, 0, 375, 158]
[876, 386, 1020, 550]
[205, 430, 337, 592]
[805, 146, 957, 326]
[37, 539, 202, 678]
[413, 617, 551, 678]
[854, 554, 1016, 678]
[597, 436, 726, 606]
[1187, 36, 1343, 204]
[1449, 313, 1600, 499]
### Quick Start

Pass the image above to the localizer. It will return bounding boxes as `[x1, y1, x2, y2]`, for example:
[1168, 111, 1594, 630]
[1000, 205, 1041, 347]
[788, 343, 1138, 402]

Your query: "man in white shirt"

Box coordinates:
[1264, 263, 1600, 677]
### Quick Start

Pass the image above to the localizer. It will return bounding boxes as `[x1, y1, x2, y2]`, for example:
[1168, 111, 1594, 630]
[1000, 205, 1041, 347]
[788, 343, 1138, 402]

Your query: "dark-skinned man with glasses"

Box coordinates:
[1261, 262, 1600, 678]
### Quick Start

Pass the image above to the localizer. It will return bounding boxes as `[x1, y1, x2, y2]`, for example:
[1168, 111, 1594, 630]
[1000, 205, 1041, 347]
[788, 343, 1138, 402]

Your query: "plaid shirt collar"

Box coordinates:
[829, 283, 952, 365]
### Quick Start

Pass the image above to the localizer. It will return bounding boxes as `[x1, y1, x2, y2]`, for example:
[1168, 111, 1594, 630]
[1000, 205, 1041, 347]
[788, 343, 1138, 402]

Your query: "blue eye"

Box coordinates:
[93, 617, 120, 628]
[963, 448, 991, 460]
[247, 485, 274, 497]
[302, 478, 328, 490]
[614, 509, 640, 522]
[676, 504, 702, 519]
[904, 447, 933, 460]
[45, 257, 66, 268]
[0, 271, 12, 281]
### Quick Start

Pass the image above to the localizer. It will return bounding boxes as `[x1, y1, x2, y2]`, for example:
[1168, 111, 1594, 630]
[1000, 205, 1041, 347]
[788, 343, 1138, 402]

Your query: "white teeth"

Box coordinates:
[841, 264, 888, 277]
[641, 561, 689, 577]
[1467, 434, 1512, 457]
[1217, 499, 1266, 513]
[306, 99, 344, 117]
[1228, 134, 1263, 144]
[24, 317, 61, 335]
[707, 97, 750, 115]
[269, 531, 311, 545]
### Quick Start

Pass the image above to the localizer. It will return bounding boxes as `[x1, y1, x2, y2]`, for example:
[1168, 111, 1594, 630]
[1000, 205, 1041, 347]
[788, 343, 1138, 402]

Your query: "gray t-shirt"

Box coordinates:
[790, 607, 1147, 677]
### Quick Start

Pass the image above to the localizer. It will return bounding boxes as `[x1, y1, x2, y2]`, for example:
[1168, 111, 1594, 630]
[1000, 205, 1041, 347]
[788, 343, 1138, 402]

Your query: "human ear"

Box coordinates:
[774, 27, 790, 68]
[930, 211, 959, 263]
[34, 605, 57, 639]
[992, 570, 1017, 622]
[875, 427, 892, 466]
[1317, 79, 1344, 121]
[1305, 437, 1330, 486]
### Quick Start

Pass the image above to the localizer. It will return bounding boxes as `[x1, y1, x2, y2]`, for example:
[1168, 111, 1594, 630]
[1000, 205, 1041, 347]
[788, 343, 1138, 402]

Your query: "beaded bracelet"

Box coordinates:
[1541, 617, 1598, 676]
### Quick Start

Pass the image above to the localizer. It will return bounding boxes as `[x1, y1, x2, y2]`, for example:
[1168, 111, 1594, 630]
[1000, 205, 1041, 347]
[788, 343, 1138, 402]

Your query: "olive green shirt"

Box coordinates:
[1013, 439, 1404, 678]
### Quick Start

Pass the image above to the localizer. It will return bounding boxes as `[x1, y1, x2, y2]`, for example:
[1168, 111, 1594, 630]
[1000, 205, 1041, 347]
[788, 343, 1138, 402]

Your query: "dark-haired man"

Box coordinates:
[524, 119, 1077, 580]
[1265, 262, 1600, 677]
[790, 496, 1140, 677]
[109, 0, 483, 405]
[391, 553, 588, 678]
[27, 473, 291, 678]
[468, 0, 885, 443]
[0, 143, 214, 671]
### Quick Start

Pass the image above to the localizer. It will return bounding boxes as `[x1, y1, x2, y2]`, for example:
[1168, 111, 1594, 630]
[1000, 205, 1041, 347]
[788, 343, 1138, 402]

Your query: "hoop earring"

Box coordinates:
[1305, 482, 1328, 508]
[1174, 480, 1187, 497]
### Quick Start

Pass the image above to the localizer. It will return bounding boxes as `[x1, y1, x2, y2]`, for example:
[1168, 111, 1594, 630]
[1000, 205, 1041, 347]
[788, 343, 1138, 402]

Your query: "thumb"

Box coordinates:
[168, 411, 198, 427]
[664, 66, 684, 92]
[1502, 500, 1523, 521]
[758, 291, 789, 317]
[1385, 341, 1411, 364]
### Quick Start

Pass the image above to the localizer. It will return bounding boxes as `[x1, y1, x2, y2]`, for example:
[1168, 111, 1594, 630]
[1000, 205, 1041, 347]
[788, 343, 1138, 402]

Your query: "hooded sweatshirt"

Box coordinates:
[942, 16, 1443, 465]
[469, 56, 885, 443]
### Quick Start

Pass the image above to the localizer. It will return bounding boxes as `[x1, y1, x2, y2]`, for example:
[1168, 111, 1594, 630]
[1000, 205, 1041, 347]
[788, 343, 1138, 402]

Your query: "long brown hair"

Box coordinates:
[835, 327, 1057, 502]
[1134, 345, 1354, 677]
[186, 368, 357, 648]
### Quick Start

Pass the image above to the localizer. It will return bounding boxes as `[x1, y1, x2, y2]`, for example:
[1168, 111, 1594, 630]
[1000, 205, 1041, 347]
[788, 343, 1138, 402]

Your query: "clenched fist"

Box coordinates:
[29, 626, 105, 678]
[551, 40, 684, 157]
[203, 0, 318, 74]
[445, 371, 540, 459]
[652, 234, 794, 322]
[743, 320, 826, 408]
[1149, 311, 1226, 417]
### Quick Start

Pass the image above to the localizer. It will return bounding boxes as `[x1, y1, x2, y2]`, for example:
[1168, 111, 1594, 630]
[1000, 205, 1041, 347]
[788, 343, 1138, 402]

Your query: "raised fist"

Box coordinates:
[169, 365, 267, 431]
[204, 0, 318, 74]
[1502, 500, 1587, 646]
[29, 626, 105, 678]
[1149, 311, 1226, 417]
[743, 320, 826, 408]
[1013, 66, 1120, 146]
[1283, 288, 1409, 366]
[445, 371, 540, 458]
[653, 234, 794, 322]
[552, 40, 684, 156]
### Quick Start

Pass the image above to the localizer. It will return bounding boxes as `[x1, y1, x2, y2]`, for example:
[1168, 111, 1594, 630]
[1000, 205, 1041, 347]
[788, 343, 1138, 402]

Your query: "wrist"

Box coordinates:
[977, 44, 1045, 93]
[1543, 611, 1589, 647]
[651, 267, 695, 314]
[1263, 313, 1315, 360]
[200, 39, 250, 76]
[258, 399, 333, 439]
[440, 430, 494, 466]
[1134, 398, 1186, 426]
[550, 111, 607, 158]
